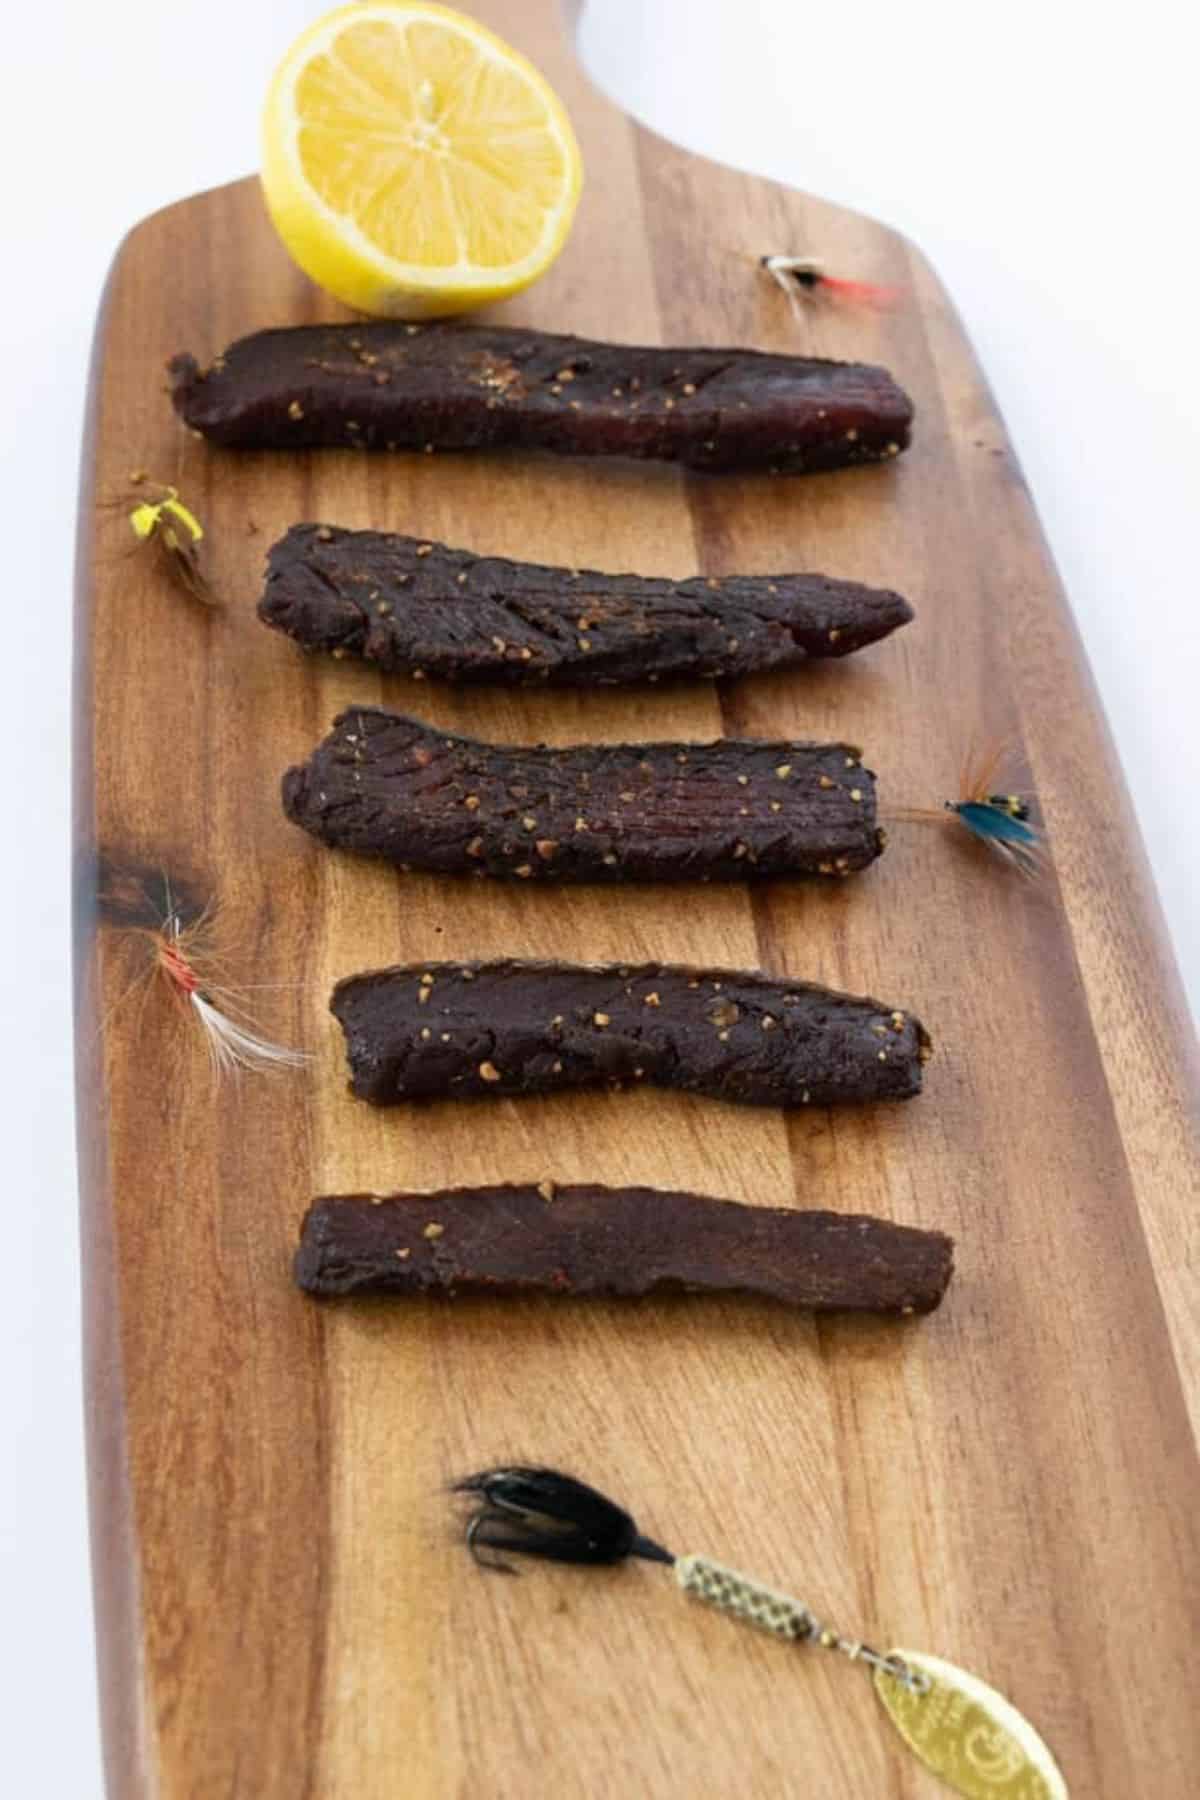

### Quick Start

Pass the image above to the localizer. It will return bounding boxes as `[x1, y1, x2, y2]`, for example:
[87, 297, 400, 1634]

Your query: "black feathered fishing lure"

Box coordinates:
[453, 1467, 1068, 1799]
[453, 1467, 673, 1570]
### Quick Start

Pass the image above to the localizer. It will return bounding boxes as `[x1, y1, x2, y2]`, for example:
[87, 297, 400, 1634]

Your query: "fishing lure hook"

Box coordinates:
[464, 1509, 521, 1575]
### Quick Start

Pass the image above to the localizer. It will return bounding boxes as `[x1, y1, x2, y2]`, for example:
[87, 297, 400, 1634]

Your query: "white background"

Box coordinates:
[2, 0, 1196, 1788]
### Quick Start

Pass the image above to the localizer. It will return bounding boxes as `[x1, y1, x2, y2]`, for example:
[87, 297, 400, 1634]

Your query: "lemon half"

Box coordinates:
[261, 1, 583, 317]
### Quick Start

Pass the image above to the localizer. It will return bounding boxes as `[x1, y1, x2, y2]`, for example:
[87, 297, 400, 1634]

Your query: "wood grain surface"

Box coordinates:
[75, 2, 1200, 1794]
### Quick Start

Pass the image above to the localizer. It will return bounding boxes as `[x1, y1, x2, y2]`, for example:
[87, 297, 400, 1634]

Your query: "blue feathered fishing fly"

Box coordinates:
[892, 745, 1043, 875]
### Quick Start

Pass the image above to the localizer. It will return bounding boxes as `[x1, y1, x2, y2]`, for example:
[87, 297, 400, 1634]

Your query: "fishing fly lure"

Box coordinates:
[126, 475, 216, 605]
[892, 746, 1043, 876]
[761, 254, 901, 312]
[102, 873, 307, 1079]
[454, 1467, 1068, 1800]
[152, 905, 306, 1076]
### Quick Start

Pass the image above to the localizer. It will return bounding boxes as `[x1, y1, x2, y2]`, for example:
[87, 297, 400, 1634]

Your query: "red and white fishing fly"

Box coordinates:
[103, 877, 308, 1080]
[761, 254, 901, 313]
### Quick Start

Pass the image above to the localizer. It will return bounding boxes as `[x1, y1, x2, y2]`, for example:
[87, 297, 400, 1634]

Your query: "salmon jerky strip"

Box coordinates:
[283, 708, 883, 884]
[331, 960, 930, 1109]
[168, 322, 913, 473]
[260, 525, 913, 684]
[295, 1186, 953, 1315]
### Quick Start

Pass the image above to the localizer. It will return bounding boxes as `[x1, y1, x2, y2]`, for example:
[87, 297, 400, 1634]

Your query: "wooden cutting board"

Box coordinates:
[75, 2, 1200, 1794]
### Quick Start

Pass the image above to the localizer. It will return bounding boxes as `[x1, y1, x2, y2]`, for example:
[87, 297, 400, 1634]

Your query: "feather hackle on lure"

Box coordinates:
[891, 744, 1044, 877]
[101, 872, 308, 1079]
[452, 1465, 1069, 1800]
